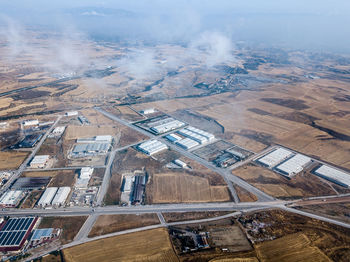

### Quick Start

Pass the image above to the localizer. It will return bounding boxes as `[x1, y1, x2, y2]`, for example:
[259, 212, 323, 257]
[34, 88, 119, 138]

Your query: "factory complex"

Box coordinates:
[165, 126, 216, 150]
[314, 165, 350, 188]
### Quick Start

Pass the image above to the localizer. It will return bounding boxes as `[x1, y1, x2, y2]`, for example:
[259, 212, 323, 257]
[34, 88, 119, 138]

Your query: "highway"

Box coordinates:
[0, 115, 62, 195]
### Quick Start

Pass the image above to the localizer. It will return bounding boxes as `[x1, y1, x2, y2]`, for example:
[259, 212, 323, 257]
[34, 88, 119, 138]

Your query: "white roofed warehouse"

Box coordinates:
[275, 154, 312, 177]
[51, 187, 71, 207]
[257, 148, 293, 168]
[30, 155, 50, 169]
[137, 140, 168, 155]
[314, 165, 350, 188]
[38, 187, 58, 207]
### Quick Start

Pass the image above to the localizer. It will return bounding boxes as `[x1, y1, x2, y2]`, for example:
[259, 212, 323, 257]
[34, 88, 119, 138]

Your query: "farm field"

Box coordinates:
[255, 233, 331, 262]
[146, 172, 230, 203]
[88, 214, 160, 237]
[238, 209, 350, 262]
[64, 228, 178, 262]
[0, 151, 28, 170]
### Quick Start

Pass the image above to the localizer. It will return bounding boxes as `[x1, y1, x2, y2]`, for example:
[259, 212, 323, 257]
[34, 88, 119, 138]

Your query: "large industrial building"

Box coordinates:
[149, 117, 185, 134]
[257, 148, 293, 168]
[75, 167, 94, 189]
[0, 190, 24, 208]
[38, 187, 58, 207]
[275, 154, 312, 177]
[71, 136, 112, 157]
[175, 137, 200, 150]
[72, 143, 110, 157]
[0, 217, 38, 252]
[314, 165, 350, 188]
[137, 140, 168, 155]
[132, 175, 146, 204]
[51, 187, 71, 207]
[30, 155, 50, 169]
[178, 127, 215, 145]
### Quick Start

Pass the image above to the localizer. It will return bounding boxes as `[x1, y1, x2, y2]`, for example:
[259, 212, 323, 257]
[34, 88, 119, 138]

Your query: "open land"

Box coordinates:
[88, 214, 160, 237]
[0, 151, 29, 170]
[38, 216, 88, 245]
[64, 228, 178, 262]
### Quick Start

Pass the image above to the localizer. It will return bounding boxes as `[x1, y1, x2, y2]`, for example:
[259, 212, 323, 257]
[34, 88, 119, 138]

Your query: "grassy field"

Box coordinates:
[0, 151, 28, 170]
[38, 216, 87, 245]
[88, 214, 160, 237]
[64, 228, 178, 262]
[255, 233, 331, 262]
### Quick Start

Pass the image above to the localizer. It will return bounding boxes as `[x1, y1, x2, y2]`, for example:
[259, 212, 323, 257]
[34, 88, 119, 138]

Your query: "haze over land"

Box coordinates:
[0, 1, 350, 261]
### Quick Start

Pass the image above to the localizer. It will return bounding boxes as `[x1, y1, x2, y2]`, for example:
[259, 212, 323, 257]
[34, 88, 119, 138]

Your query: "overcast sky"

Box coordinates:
[1, 0, 350, 53]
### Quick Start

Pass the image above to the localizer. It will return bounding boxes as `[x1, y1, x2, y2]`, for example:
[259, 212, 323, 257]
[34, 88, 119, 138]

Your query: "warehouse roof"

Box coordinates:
[314, 165, 350, 187]
[275, 154, 311, 176]
[257, 148, 293, 168]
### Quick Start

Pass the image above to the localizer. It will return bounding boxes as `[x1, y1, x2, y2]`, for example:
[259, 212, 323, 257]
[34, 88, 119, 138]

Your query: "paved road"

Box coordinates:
[0, 115, 62, 195]
[281, 206, 350, 229]
[96, 150, 117, 205]
[73, 214, 98, 241]
[0, 201, 288, 217]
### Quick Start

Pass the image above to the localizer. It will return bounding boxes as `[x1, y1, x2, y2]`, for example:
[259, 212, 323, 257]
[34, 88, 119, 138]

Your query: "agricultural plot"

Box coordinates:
[64, 228, 178, 262]
[88, 214, 160, 237]
[0, 151, 28, 170]
[255, 233, 331, 262]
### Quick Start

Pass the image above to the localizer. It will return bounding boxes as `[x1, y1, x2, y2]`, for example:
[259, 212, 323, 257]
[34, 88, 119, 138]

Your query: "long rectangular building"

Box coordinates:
[257, 148, 293, 168]
[51, 187, 71, 207]
[150, 118, 185, 134]
[314, 165, 350, 188]
[175, 138, 200, 150]
[38, 187, 58, 207]
[275, 154, 312, 177]
[137, 140, 168, 155]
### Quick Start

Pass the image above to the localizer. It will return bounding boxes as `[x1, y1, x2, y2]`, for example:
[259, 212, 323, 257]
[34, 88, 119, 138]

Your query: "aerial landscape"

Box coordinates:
[0, 0, 350, 261]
